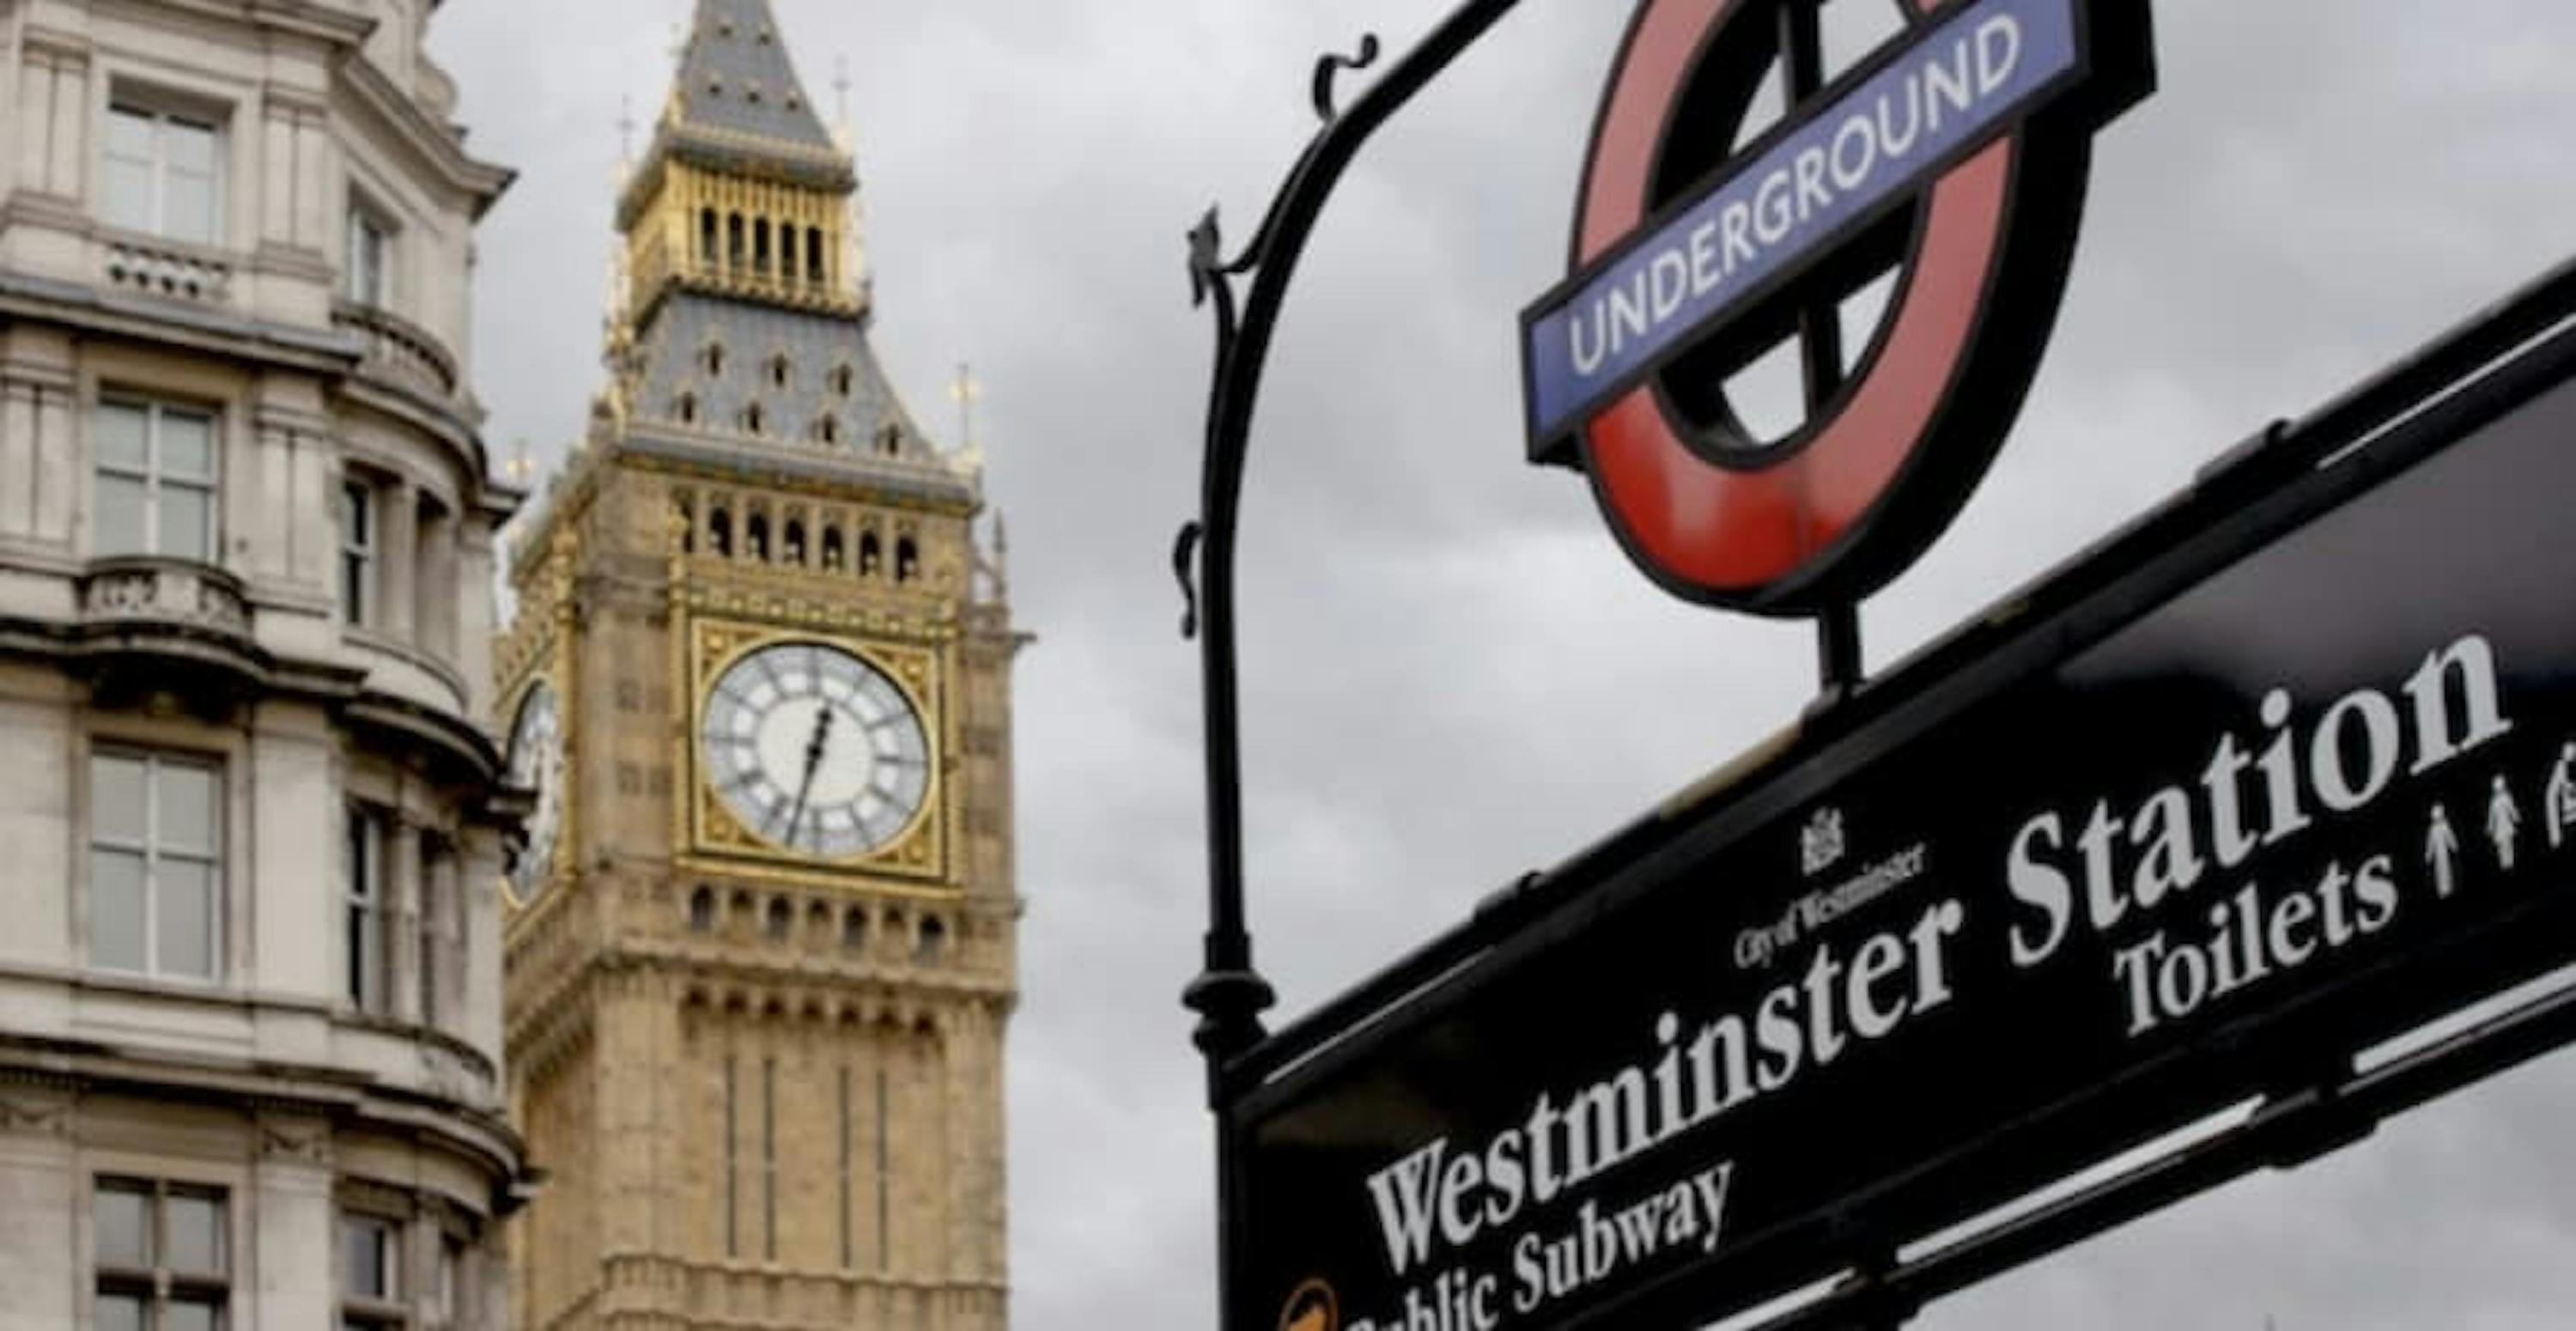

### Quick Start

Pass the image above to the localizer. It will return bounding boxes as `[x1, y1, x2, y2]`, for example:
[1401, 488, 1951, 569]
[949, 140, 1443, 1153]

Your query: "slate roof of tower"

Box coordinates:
[674, 0, 835, 150]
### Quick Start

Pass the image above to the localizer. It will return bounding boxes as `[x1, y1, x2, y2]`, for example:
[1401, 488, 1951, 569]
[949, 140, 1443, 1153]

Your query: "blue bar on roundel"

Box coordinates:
[1522, 0, 2081, 448]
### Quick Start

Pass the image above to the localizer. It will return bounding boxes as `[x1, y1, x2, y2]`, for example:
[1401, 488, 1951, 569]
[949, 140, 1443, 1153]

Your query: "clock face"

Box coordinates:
[504, 680, 565, 899]
[700, 641, 932, 858]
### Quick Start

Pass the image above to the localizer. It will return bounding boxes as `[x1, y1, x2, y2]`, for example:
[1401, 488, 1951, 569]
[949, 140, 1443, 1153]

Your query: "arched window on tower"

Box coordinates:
[689, 887, 716, 933]
[676, 495, 696, 554]
[782, 519, 806, 566]
[753, 217, 772, 277]
[768, 355, 791, 390]
[841, 907, 867, 951]
[916, 915, 947, 963]
[807, 226, 827, 284]
[745, 512, 769, 562]
[743, 402, 767, 435]
[821, 525, 845, 571]
[829, 364, 854, 398]
[895, 537, 920, 584]
[765, 896, 792, 940]
[815, 415, 841, 447]
[876, 424, 902, 457]
[726, 212, 745, 271]
[781, 227, 799, 287]
[699, 209, 719, 266]
[708, 507, 732, 557]
[675, 392, 699, 425]
[702, 342, 725, 378]
[859, 531, 881, 577]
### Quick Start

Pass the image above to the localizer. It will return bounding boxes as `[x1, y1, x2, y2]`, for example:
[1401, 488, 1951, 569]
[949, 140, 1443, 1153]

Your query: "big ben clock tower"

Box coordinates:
[497, 3, 1024, 1328]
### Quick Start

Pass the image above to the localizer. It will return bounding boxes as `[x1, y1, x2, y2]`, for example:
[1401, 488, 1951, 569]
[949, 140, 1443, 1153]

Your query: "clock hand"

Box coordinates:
[787, 703, 835, 843]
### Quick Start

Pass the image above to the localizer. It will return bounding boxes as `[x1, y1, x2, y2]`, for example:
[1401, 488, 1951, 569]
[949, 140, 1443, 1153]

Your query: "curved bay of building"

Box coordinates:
[0, 3, 525, 1328]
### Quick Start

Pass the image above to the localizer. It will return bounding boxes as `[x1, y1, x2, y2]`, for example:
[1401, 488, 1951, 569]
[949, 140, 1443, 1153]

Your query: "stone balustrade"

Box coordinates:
[101, 234, 234, 304]
[78, 556, 252, 636]
[334, 300, 462, 401]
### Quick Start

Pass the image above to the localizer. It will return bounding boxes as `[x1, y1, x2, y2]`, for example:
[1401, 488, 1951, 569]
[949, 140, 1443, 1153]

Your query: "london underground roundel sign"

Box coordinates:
[1522, 0, 2154, 614]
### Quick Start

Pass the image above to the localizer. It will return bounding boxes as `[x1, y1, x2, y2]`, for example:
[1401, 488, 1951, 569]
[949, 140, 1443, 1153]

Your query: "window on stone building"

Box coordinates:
[742, 401, 767, 436]
[411, 490, 454, 660]
[764, 896, 791, 939]
[895, 536, 920, 584]
[723, 1056, 740, 1257]
[688, 887, 716, 933]
[829, 362, 854, 397]
[782, 520, 805, 565]
[674, 392, 699, 426]
[339, 1212, 405, 1331]
[814, 414, 841, 446]
[340, 480, 374, 626]
[838, 1065, 855, 1267]
[841, 907, 866, 951]
[820, 525, 845, 570]
[762, 1056, 781, 1261]
[89, 750, 222, 982]
[103, 100, 222, 246]
[343, 806, 392, 1015]
[858, 531, 880, 576]
[767, 354, 791, 389]
[708, 507, 732, 556]
[744, 512, 769, 561]
[703, 340, 726, 378]
[807, 227, 827, 285]
[94, 398, 218, 562]
[94, 1178, 229, 1331]
[916, 915, 946, 963]
[345, 204, 395, 307]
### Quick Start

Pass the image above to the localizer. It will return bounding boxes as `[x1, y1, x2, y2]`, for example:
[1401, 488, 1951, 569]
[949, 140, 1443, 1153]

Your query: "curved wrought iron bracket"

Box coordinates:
[1177, 0, 1530, 1091]
[1178, 10, 1533, 1327]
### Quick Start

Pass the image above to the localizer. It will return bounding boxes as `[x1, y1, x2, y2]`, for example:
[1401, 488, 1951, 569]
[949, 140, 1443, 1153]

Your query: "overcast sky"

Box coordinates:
[427, 2, 2576, 1326]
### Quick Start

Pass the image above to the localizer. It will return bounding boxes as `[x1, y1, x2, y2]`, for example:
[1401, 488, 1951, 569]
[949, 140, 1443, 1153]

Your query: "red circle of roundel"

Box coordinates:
[1572, 0, 2098, 616]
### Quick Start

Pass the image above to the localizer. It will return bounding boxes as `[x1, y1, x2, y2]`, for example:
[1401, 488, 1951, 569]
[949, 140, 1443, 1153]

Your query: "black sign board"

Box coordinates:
[1234, 299, 2576, 1330]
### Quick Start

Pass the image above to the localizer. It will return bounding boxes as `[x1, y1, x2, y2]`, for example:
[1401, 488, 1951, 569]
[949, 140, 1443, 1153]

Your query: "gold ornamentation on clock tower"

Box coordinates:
[497, 4, 1025, 1328]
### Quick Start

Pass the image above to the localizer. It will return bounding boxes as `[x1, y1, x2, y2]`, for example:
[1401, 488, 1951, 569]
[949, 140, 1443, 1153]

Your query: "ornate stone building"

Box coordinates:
[0, 2, 523, 1329]
[498, 3, 1023, 1328]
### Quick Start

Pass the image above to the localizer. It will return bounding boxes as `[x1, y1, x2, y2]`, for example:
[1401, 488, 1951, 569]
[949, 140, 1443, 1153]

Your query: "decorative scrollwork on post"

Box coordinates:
[1311, 33, 1382, 122]
[1172, 521, 1203, 640]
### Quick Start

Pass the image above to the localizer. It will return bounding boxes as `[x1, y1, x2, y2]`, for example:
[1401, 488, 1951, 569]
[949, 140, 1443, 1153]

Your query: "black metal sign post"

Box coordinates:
[1177, 6, 1528, 1328]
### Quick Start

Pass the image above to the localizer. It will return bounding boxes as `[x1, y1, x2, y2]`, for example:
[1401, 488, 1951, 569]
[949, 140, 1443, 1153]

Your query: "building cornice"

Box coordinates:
[0, 1012, 523, 1187]
[0, 271, 352, 374]
[0, 275, 512, 520]
[0, 598, 504, 787]
[337, 43, 515, 217]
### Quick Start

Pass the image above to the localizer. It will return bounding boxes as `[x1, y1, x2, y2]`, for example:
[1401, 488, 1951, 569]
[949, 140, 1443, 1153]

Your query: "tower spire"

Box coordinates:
[833, 55, 854, 151]
[951, 362, 983, 452]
